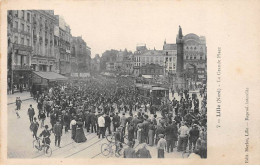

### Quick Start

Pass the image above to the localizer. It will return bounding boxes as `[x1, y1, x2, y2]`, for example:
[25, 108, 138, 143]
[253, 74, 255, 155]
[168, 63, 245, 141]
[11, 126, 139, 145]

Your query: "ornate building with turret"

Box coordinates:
[133, 26, 207, 89]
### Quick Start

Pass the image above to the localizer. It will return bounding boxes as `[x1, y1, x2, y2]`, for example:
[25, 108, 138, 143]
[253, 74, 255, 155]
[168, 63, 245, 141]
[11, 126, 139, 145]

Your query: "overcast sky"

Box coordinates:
[53, 1, 212, 58]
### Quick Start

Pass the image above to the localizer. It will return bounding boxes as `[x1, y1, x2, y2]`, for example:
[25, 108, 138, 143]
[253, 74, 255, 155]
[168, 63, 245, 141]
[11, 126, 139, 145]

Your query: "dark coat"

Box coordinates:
[165, 124, 178, 141]
[90, 113, 97, 125]
[28, 107, 35, 117]
[136, 147, 151, 158]
[123, 147, 136, 158]
[155, 125, 165, 135]
[113, 115, 120, 127]
[53, 123, 63, 136]
[104, 115, 111, 127]
[85, 113, 91, 124]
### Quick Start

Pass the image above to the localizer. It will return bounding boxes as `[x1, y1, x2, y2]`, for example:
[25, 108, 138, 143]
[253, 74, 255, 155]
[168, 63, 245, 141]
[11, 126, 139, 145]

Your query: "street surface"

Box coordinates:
[7, 91, 202, 159]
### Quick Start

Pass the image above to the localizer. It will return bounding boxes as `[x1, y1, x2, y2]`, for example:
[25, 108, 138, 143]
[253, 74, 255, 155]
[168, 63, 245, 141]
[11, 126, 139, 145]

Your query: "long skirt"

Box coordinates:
[74, 128, 87, 143]
[158, 149, 164, 158]
[148, 130, 154, 146]
[71, 125, 76, 140]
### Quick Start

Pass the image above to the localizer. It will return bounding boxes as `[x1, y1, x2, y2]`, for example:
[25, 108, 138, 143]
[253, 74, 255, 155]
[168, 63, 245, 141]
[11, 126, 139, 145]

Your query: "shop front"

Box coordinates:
[31, 71, 68, 95]
[9, 44, 33, 93]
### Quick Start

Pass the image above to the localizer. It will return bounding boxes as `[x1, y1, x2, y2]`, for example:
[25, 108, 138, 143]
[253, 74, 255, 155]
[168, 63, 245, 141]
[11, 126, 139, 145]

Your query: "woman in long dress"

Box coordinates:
[74, 118, 87, 143]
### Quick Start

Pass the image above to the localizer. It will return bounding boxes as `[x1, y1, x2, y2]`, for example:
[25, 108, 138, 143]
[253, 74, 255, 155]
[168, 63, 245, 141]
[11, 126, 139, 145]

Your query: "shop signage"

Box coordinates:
[71, 73, 79, 77]
[38, 60, 48, 64]
[18, 50, 29, 55]
[80, 73, 90, 77]
[31, 59, 37, 64]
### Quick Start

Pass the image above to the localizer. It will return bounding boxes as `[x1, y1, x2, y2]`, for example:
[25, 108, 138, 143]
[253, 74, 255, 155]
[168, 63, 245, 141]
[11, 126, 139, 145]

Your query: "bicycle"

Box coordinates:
[101, 133, 128, 157]
[33, 137, 52, 157]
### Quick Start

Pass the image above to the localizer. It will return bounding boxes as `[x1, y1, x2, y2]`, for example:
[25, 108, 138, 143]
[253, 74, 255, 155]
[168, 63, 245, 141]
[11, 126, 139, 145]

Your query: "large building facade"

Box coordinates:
[7, 10, 91, 93]
[71, 36, 91, 75]
[7, 10, 34, 92]
[55, 16, 71, 76]
[30, 10, 57, 73]
[133, 46, 177, 76]
[183, 34, 207, 83]
[133, 26, 207, 89]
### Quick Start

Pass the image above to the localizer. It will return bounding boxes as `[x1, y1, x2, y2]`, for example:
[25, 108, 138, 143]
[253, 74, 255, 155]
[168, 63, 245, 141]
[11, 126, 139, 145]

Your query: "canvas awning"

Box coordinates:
[33, 71, 68, 82]
[142, 75, 153, 79]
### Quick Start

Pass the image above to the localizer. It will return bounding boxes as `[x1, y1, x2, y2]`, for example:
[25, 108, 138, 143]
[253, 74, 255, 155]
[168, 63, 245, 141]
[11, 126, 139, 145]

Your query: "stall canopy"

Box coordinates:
[33, 71, 68, 82]
[142, 75, 153, 79]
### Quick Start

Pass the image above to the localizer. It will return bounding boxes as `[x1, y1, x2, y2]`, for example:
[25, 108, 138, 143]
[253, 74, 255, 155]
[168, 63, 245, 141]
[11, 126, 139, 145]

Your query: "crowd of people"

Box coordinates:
[20, 75, 207, 158]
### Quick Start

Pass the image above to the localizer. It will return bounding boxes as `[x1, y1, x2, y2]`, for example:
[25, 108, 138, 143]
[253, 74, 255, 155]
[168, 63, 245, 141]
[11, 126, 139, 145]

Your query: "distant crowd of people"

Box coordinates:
[17, 75, 207, 158]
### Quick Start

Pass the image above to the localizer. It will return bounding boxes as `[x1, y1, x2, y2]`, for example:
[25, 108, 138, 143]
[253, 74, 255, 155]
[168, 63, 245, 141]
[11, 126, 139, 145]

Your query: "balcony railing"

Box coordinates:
[13, 43, 32, 51]
[13, 65, 33, 71]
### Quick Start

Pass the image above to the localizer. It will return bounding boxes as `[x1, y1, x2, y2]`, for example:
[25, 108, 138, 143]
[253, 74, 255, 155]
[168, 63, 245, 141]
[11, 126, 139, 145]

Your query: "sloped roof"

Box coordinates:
[33, 71, 68, 81]
[163, 43, 177, 50]
[141, 50, 164, 56]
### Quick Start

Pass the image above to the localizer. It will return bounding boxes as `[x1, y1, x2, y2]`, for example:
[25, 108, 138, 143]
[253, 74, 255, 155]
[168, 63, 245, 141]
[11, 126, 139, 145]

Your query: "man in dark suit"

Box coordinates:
[165, 120, 178, 153]
[84, 111, 91, 132]
[28, 104, 35, 123]
[142, 118, 150, 143]
[104, 113, 111, 135]
[90, 111, 97, 133]
[112, 113, 120, 132]
[53, 120, 63, 147]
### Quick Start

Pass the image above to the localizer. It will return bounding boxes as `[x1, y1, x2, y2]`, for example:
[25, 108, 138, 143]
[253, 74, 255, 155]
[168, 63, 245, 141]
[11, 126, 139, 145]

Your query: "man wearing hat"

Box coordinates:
[112, 112, 120, 132]
[165, 120, 177, 153]
[120, 113, 127, 135]
[177, 121, 189, 152]
[98, 113, 105, 138]
[157, 134, 167, 158]
[189, 124, 200, 152]
[38, 125, 51, 151]
[27, 104, 35, 123]
[53, 120, 63, 147]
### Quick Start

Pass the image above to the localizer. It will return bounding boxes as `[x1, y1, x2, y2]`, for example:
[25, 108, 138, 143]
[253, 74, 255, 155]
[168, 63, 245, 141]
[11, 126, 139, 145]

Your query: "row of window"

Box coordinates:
[14, 36, 30, 46]
[14, 55, 29, 66]
[13, 20, 31, 33]
[141, 69, 163, 74]
[185, 46, 203, 50]
[185, 56, 203, 60]
[135, 56, 175, 62]
[12, 10, 31, 22]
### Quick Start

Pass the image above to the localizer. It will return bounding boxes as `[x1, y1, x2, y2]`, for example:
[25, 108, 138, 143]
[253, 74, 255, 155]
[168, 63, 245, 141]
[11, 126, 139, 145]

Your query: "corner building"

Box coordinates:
[7, 10, 33, 92]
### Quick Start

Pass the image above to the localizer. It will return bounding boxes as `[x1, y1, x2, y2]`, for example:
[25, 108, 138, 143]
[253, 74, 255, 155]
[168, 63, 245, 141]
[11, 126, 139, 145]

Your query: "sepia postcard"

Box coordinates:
[0, 0, 260, 165]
